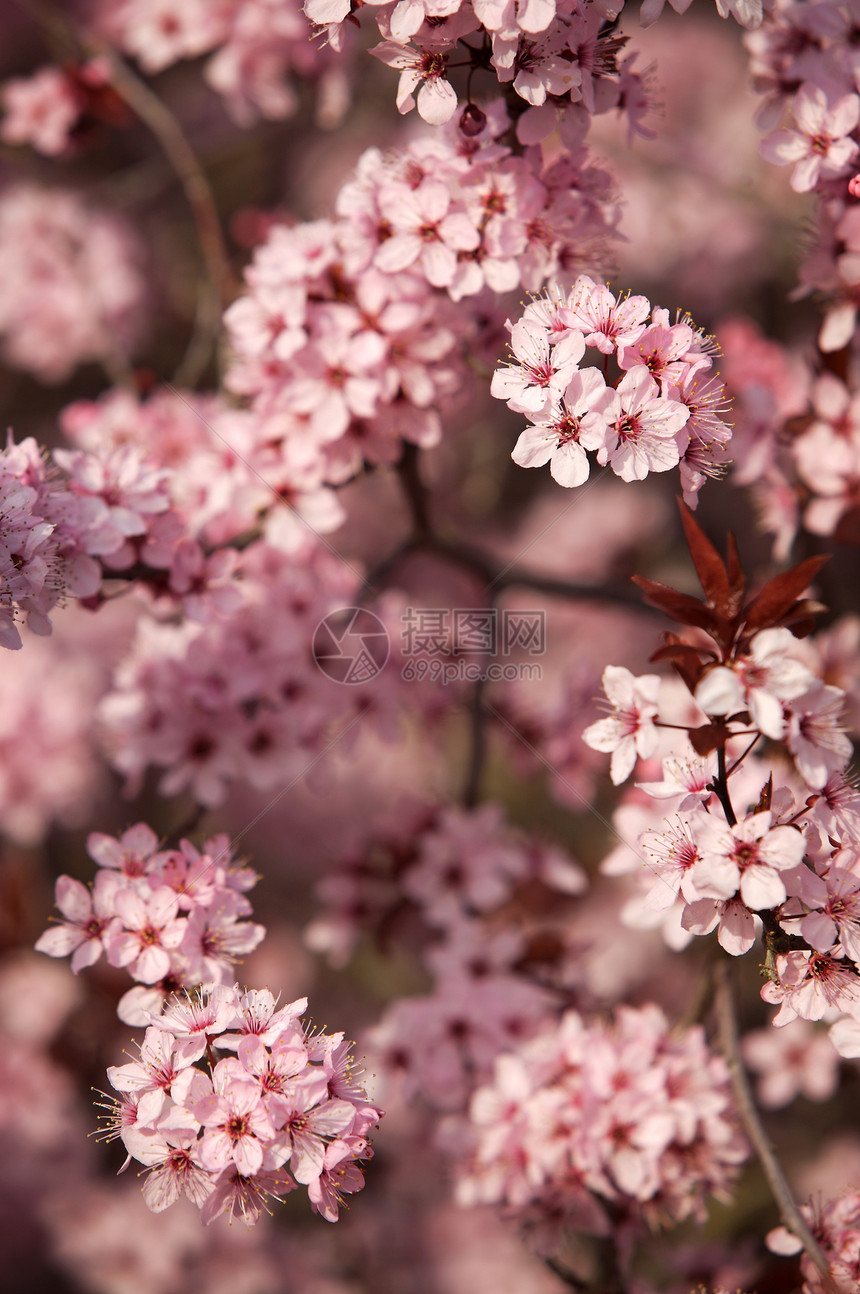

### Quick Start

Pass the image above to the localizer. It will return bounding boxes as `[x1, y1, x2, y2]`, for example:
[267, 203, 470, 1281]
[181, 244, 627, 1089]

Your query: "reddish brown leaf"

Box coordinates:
[650, 643, 714, 667]
[649, 642, 710, 692]
[743, 555, 830, 631]
[754, 774, 773, 814]
[689, 722, 731, 756]
[632, 576, 720, 635]
[677, 498, 730, 610]
[834, 505, 860, 545]
[725, 532, 746, 616]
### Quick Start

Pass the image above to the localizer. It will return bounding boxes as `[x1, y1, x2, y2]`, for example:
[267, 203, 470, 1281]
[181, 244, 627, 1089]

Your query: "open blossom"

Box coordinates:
[741, 1020, 840, 1108]
[786, 683, 853, 788]
[491, 320, 585, 415]
[510, 368, 608, 487]
[580, 364, 690, 482]
[694, 628, 815, 738]
[456, 1005, 746, 1244]
[35, 824, 268, 1005]
[103, 985, 381, 1224]
[690, 811, 806, 911]
[565, 275, 650, 354]
[373, 177, 480, 286]
[34, 872, 124, 973]
[761, 949, 860, 1025]
[370, 42, 458, 124]
[761, 83, 860, 193]
[583, 666, 662, 784]
[0, 66, 81, 155]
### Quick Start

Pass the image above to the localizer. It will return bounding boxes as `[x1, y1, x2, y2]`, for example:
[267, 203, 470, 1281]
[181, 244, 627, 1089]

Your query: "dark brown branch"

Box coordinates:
[13, 0, 232, 388]
[90, 49, 233, 387]
[714, 961, 837, 1292]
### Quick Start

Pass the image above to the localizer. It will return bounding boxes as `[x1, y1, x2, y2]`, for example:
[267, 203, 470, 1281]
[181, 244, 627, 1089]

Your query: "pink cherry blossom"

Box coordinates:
[582, 666, 662, 784]
[691, 811, 806, 912]
[580, 365, 690, 482]
[510, 367, 609, 487]
[761, 83, 860, 193]
[34, 872, 124, 973]
[370, 43, 458, 124]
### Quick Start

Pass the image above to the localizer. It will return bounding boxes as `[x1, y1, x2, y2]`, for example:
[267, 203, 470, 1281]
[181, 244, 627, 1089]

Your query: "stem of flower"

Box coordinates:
[713, 961, 838, 1292]
[713, 745, 737, 826]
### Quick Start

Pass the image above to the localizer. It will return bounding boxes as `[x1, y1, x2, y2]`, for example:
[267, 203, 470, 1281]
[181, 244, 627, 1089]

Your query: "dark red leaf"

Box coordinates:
[689, 722, 731, 756]
[650, 643, 714, 667]
[632, 576, 720, 635]
[677, 498, 730, 611]
[725, 532, 746, 616]
[754, 774, 773, 814]
[743, 555, 830, 631]
[834, 505, 860, 545]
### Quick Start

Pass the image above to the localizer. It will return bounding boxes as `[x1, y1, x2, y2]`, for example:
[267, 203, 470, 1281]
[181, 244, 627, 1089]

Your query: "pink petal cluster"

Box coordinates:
[748, 6, 860, 352]
[722, 328, 860, 549]
[309, 799, 585, 964]
[35, 824, 266, 1025]
[0, 65, 82, 156]
[494, 277, 731, 500]
[224, 106, 619, 478]
[93, 0, 342, 126]
[306, 0, 659, 140]
[767, 1191, 860, 1293]
[582, 665, 662, 784]
[0, 183, 148, 382]
[456, 1005, 747, 1251]
[60, 386, 345, 621]
[326, 802, 587, 1110]
[102, 983, 381, 1225]
[97, 539, 358, 806]
[0, 436, 103, 649]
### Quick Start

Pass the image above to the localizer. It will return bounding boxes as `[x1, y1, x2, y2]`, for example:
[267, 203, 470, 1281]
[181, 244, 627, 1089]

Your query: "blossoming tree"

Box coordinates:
[1, 0, 859, 1291]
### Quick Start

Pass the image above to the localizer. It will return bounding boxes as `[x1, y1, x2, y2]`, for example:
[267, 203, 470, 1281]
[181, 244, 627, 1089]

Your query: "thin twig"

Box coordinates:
[714, 961, 837, 1292]
[544, 1255, 588, 1291]
[91, 49, 233, 387]
[397, 443, 433, 541]
[462, 668, 489, 808]
[13, 0, 232, 389]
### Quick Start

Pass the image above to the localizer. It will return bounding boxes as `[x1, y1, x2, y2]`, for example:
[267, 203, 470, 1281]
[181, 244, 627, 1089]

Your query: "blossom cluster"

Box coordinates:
[582, 512, 860, 1064]
[0, 58, 127, 157]
[768, 1190, 860, 1293]
[101, 983, 381, 1226]
[224, 104, 619, 481]
[89, 0, 344, 127]
[314, 801, 587, 1111]
[60, 384, 345, 610]
[0, 436, 105, 650]
[0, 393, 264, 653]
[748, 2, 860, 348]
[305, 0, 757, 135]
[0, 183, 147, 382]
[492, 276, 731, 500]
[721, 318, 860, 554]
[710, 0, 860, 553]
[455, 1004, 747, 1252]
[308, 799, 586, 962]
[35, 823, 265, 1025]
[98, 540, 361, 805]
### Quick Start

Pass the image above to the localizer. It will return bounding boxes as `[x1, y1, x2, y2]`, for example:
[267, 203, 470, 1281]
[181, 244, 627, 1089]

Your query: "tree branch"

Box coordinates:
[714, 961, 837, 1292]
